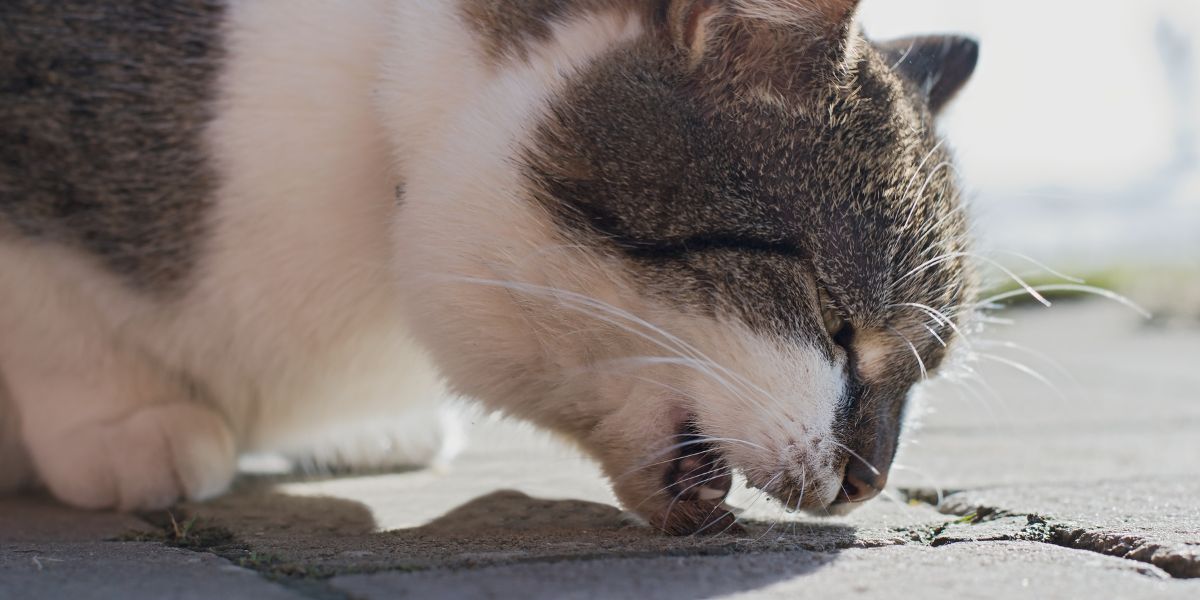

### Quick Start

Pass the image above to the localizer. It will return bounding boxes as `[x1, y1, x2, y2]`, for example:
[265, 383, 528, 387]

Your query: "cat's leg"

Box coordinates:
[0, 255, 237, 510]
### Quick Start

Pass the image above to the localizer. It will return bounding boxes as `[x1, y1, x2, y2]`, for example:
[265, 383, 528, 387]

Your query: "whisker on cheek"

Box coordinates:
[444, 275, 791, 421]
[976, 283, 1150, 319]
[594, 356, 771, 414]
[701, 470, 784, 537]
[657, 466, 736, 530]
[635, 458, 734, 513]
[614, 447, 716, 482]
[974, 352, 1066, 401]
[825, 439, 882, 478]
[974, 339, 1080, 390]
[752, 488, 793, 543]
[901, 252, 1051, 307]
[921, 323, 948, 348]
[888, 325, 928, 381]
[891, 302, 971, 349]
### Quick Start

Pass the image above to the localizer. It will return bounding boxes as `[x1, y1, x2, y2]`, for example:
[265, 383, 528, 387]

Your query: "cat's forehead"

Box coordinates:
[530, 39, 963, 284]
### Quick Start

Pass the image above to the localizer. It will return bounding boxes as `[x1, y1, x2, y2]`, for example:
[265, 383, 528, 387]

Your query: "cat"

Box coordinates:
[0, 0, 978, 535]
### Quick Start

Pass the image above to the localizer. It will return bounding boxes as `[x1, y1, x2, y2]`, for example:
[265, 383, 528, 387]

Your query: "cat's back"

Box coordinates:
[0, 1, 227, 289]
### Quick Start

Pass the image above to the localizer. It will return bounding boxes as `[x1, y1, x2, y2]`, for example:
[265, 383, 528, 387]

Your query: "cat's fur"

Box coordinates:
[0, 0, 977, 534]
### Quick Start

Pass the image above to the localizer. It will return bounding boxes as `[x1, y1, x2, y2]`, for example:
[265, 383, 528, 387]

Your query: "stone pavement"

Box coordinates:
[1, 302, 1198, 599]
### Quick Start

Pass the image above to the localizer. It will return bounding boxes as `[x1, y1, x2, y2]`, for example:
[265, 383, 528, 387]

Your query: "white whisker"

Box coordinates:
[985, 250, 1086, 284]
[443, 276, 777, 412]
[826, 440, 882, 478]
[978, 284, 1151, 319]
[903, 161, 956, 229]
[901, 253, 1052, 308]
[704, 470, 785, 537]
[975, 352, 1065, 400]
[921, 323, 947, 348]
[889, 326, 928, 381]
[974, 339, 1080, 391]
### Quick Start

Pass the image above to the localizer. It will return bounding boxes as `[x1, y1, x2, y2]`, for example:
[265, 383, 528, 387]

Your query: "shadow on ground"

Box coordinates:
[159, 481, 868, 581]
[3, 487, 857, 599]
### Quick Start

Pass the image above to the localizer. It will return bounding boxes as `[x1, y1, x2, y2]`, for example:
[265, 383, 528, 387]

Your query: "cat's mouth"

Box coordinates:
[651, 420, 738, 535]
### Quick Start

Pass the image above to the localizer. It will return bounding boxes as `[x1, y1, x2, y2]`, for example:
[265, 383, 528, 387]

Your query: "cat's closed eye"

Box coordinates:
[818, 287, 852, 347]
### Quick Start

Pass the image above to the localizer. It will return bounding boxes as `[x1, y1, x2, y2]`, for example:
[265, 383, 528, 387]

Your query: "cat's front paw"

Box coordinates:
[31, 403, 237, 511]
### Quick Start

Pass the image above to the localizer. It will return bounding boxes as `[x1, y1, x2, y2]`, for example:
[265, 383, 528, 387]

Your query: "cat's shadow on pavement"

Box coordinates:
[162, 481, 858, 598]
[3, 484, 857, 599]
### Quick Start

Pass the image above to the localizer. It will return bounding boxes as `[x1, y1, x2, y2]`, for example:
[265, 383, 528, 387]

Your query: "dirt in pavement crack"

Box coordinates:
[899, 488, 1199, 579]
[109, 508, 366, 600]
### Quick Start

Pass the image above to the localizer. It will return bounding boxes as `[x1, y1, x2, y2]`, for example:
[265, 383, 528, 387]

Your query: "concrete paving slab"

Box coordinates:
[917, 304, 1199, 428]
[0, 497, 304, 600]
[927, 479, 1200, 578]
[892, 429, 1200, 489]
[893, 303, 1200, 489]
[0, 542, 305, 600]
[330, 542, 1200, 600]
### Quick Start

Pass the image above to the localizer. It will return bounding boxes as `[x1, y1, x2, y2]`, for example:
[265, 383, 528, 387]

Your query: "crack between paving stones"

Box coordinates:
[114, 510, 362, 600]
[899, 487, 1199, 580]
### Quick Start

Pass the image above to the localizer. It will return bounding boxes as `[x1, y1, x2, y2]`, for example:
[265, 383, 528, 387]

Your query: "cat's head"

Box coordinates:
[393, 0, 979, 534]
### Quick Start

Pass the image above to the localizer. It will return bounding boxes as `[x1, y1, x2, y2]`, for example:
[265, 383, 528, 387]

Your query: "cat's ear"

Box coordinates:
[666, 0, 861, 61]
[665, 0, 723, 65]
[663, 0, 864, 98]
[878, 35, 979, 114]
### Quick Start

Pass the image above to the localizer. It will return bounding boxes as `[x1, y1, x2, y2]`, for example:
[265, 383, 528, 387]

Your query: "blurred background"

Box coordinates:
[860, 0, 1200, 324]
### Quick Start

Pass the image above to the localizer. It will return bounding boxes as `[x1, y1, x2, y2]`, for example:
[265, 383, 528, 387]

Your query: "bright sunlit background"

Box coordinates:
[860, 0, 1200, 308]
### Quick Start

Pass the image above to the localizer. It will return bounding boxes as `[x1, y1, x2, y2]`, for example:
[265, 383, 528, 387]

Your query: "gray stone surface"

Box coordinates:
[887, 303, 1200, 579]
[893, 302, 1200, 489]
[930, 479, 1200, 578]
[1, 301, 1198, 598]
[332, 543, 1200, 600]
[0, 497, 303, 600]
[0, 542, 304, 600]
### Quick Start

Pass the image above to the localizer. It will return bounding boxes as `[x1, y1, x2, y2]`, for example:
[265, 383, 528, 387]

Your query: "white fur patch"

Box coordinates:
[192, 0, 448, 453]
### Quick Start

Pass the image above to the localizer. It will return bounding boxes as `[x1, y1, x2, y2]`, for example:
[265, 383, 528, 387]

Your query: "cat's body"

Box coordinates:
[0, 0, 977, 533]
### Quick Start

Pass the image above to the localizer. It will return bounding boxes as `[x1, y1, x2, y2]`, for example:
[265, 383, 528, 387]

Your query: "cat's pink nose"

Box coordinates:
[838, 463, 887, 503]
